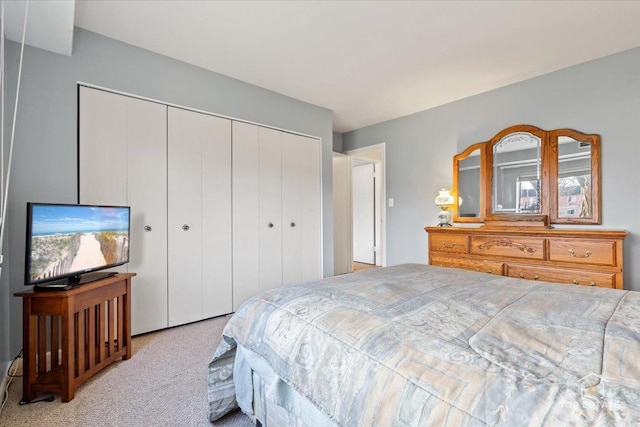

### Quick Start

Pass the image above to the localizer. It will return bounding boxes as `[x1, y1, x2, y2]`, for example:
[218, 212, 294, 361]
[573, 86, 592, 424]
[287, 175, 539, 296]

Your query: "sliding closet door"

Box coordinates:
[167, 107, 232, 327]
[282, 133, 322, 286]
[79, 87, 168, 335]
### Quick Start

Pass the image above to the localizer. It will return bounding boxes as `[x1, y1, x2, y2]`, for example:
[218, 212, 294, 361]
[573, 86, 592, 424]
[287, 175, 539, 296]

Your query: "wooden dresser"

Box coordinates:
[425, 226, 627, 289]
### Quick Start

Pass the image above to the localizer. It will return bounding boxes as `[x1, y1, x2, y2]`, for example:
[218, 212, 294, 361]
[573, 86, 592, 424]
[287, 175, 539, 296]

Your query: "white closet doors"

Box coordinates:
[258, 127, 284, 292]
[232, 121, 266, 309]
[80, 86, 321, 328]
[79, 87, 168, 335]
[167, 107, 232, 326]
[281, 132, 322, 286]
[232, 121, 322, 310]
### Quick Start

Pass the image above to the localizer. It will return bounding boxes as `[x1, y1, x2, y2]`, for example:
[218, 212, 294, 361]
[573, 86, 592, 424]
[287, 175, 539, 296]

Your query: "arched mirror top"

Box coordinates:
[452, 124, 601, 226]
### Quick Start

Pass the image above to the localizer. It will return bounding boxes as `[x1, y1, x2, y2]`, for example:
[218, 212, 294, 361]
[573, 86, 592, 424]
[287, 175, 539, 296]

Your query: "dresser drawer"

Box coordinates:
[431, 255, 504, 275]
[548, 239, 617, 266]
[506, 264, 616, 289]
[470, 236, 544, 260]
[429, 233, 469, 254]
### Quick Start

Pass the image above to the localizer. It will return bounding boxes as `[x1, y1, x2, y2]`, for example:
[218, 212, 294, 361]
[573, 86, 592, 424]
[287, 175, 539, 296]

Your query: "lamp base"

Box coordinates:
[437, 209, 452, 227]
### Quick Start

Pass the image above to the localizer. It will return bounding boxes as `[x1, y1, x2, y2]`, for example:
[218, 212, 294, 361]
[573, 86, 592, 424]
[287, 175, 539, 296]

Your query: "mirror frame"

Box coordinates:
[548, 128, 601, 224]
[452, 142, 486, 223]
[452, 124, 601, 225]
[484, 125, 548, 220]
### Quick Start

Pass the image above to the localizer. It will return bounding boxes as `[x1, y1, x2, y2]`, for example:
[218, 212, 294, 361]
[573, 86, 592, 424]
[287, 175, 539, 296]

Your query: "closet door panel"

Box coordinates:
[201, 116, 232, 319]
[259, 127, 283, 291]
[282, 133, 322, 285]
[232, 122, 261, 310]
[168, 107, 232, 326]
[167, 107, 204, 327]
[79, 87, 169, 335]
[281, 134, 304, 286]
[300, 136, 322, 283]
[79, 87, 127, 206]
[125, 97, 168, 335]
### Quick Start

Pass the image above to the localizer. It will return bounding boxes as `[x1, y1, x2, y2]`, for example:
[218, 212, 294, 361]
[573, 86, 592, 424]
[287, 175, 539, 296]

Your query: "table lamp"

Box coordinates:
[435, 188, 455, 226]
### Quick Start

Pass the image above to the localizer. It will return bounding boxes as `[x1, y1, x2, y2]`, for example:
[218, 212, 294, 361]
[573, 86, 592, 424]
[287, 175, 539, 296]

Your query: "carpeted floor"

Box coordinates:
[0, 314, 253, 427]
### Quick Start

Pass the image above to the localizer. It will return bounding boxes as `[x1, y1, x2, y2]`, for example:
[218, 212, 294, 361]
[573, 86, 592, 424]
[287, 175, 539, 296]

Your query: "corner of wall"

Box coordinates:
[332, 132, 343, 153]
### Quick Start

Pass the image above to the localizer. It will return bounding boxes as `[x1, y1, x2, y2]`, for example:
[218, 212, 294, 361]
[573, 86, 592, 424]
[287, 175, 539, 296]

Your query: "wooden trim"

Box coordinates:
[549, 129, 601, 224]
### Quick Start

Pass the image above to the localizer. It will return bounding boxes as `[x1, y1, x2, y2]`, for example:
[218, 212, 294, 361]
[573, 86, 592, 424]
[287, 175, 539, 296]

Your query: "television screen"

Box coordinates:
[25, 203, 130, 287]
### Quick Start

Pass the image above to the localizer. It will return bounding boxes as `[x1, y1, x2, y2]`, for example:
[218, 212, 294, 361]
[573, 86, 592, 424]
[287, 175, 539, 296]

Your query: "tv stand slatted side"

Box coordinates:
[15, 273, 135, 402]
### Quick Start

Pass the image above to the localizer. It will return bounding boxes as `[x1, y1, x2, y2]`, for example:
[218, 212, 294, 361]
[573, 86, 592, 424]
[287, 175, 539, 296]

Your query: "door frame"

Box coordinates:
[344, 143, 386, 269]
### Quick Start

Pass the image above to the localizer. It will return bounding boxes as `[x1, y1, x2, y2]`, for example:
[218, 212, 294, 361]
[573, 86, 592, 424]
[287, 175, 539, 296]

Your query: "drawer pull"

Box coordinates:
[476, 268, 480, 272]
[519, 274, 525, 279]
[487, 268, 492, 274]
[572, 280, 579, 285]
[590, 282, 597, 287]
[441, 242, 456, 248]
[568, 249, 592, 258]
[533, 275, 539, 280]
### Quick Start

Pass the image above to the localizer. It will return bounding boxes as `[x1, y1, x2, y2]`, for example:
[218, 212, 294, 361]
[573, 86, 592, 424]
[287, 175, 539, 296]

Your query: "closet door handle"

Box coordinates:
[268, 222, 274, 228]
[290, 222, 296, 227]
[182, 224, 190, 231]
[144, 225, 152, 232]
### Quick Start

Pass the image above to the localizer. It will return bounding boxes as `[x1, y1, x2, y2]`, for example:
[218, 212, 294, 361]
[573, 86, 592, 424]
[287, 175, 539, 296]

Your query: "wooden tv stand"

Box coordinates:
[15, 273, 135, 402]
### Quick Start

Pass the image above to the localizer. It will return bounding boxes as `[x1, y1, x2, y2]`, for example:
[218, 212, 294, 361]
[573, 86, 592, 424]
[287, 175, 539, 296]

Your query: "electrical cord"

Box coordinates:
[8, 351, 22, 378]
[1, 349, 56, 411]
[0, 350, 23, 415]
[19, 395, 55, 405]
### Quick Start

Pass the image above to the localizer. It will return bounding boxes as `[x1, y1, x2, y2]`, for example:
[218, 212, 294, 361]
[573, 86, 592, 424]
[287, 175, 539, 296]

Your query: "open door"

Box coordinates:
[352, 162, 376, 264]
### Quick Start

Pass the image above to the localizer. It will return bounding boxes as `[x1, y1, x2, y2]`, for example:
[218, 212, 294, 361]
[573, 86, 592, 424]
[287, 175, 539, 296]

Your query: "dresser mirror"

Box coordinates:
[491, 130, 542, 214]
[548, 129, 600, 224]
[453, 143, 484, 222]
[452, 125, 601, 225]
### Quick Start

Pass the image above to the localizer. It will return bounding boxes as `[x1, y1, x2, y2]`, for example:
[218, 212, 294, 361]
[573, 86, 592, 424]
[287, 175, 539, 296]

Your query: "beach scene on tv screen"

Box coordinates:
[29, 205, 129, 283]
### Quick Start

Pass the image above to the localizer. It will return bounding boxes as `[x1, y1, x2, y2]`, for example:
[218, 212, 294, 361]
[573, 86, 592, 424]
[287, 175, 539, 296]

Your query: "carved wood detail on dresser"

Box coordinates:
[425, 226, 627, 289]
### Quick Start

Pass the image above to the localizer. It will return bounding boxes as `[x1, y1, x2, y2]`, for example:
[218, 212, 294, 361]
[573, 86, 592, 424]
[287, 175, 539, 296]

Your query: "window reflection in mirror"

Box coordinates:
[457, 149, 481, 218]
[557, 136, 592, 219]
[492, 132, 542, 214]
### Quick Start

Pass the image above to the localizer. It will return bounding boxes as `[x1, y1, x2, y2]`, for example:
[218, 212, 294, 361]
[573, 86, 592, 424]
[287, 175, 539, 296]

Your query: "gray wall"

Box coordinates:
[333, 131, 343, 152]
[1, 28, 334, 360]
[343, 46, 640, 292]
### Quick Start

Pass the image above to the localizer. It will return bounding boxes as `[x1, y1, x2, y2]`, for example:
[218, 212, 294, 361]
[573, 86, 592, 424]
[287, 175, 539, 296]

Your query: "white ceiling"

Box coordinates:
[8, 1, 640, 133]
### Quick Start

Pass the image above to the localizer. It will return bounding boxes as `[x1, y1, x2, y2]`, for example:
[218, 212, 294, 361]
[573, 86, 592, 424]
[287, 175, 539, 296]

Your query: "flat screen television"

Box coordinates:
[25, 203, 130, 290]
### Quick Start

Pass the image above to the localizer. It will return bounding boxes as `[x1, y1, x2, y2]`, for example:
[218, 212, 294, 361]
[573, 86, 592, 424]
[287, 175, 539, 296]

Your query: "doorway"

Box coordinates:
[333, 143, 386, 274]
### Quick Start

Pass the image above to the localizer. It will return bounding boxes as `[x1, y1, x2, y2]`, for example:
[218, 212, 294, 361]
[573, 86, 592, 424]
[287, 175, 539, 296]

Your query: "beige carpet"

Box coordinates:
[0, 315, 253, 427]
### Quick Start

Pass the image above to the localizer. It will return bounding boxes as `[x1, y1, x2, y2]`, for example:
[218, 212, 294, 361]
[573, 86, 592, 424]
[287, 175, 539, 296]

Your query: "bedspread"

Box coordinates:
[209, 264, 640, 426]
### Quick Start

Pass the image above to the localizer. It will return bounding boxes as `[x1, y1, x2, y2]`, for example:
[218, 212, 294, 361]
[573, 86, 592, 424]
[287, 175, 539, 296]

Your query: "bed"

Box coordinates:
[208, 264, 640, 426]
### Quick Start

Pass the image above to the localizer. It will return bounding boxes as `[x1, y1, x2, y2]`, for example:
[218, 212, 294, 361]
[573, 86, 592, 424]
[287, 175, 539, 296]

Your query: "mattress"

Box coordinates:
[208, 264, 640, 426]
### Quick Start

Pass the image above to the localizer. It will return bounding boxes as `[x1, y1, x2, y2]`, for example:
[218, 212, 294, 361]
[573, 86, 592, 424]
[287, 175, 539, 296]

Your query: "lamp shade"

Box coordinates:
[435, 189, 455, 207]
